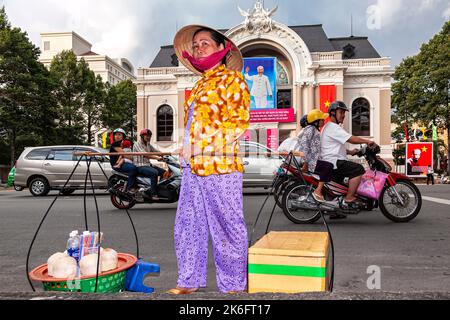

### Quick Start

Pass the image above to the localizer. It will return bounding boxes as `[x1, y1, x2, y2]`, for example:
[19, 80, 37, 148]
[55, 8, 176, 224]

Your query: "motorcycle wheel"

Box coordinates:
[110, 185, 136, 210]
[278, 179, 300, 208]
[281, 182, 321, 224]
[379, 180, 422, 223]
[273, 175, 295, 207]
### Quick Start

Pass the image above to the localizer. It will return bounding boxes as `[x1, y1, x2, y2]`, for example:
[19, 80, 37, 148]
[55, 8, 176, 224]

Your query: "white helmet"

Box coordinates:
[113, 128, 126, 137]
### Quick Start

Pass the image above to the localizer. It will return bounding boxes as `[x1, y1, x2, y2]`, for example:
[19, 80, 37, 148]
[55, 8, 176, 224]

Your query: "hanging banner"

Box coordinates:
[243, 57, 277, 110]
[405, 142, 434, 177]
[250, 108, 295, 123]
[319, 85, 336, 123]
[403, 123, 410, 142]
[432, 125, 438, 141]
[266, 129, 279, 151]
[102, 132, 107, 149]
[185, 89, 192, 102]
[421, 127, 428, 141]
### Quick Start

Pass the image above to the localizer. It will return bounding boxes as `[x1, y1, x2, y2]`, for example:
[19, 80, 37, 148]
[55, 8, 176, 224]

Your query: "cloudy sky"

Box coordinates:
[1, 0, 449, 70]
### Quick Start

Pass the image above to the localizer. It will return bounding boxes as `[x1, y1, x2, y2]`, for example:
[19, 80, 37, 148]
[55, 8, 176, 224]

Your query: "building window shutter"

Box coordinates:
[157, 105, 174, 142]
[352, 98, 370, 136]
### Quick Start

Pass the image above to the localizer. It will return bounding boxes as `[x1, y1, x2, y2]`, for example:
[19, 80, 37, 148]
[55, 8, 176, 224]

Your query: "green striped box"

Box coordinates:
[248, 232, 329, 293]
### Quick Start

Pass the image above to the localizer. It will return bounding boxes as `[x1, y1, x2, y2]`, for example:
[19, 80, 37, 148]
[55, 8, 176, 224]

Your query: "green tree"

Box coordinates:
[0, 7, 58, 166]
[49, 50, 85, 144]
[49, 52, 107, 145]
[78, 59, 105, 144]
[392, 21, 450, 175]
[101, 79, 137, 141]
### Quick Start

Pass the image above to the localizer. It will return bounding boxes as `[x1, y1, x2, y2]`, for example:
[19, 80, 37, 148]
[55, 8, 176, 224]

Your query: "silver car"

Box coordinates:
[240, 141, 284, 188]
[14, 146, 112, 197]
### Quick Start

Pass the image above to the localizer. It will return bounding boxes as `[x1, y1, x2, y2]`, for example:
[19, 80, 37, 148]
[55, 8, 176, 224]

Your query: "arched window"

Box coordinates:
[352, 98, 370, 136]
[157, 105, 174, 142]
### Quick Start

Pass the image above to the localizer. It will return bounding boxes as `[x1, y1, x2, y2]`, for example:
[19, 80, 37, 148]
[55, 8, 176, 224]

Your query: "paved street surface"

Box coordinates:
[0, 184, 449, 299]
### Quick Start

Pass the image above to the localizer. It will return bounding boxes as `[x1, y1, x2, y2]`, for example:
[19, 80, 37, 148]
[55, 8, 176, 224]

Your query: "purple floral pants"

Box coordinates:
[174, 167, 248, 293]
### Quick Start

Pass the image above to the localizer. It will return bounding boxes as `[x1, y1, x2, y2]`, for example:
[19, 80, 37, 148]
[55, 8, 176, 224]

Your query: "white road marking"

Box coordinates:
[422, 196, 450, 206]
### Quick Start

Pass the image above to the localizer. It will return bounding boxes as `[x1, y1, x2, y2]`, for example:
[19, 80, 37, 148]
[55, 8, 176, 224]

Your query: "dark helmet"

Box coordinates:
[300, 115, 308, 128]
[140, 128, 152, 137]
[328, 101, 349, 114]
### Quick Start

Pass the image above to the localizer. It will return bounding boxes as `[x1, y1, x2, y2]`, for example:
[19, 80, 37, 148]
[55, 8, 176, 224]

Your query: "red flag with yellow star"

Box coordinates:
[319, 85, 336, 123]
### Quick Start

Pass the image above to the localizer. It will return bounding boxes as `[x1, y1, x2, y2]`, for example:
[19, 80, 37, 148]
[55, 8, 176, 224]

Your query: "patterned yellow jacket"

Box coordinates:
[185, 64, 251, 177]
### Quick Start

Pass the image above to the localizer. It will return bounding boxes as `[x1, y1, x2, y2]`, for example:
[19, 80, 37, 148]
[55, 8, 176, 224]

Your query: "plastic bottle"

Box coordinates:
[66, 230, 80, 262]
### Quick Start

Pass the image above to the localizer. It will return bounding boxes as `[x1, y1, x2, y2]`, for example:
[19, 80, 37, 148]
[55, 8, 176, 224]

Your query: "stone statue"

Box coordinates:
[238, 0, 278, 35]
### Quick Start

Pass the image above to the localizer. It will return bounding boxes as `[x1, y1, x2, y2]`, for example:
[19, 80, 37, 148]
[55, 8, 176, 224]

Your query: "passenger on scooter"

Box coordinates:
[297, 109, 333, 203]
[109, 128, 139, 193]
[278, 115, 308, 160]
[113, 140, 133, 170]
[321, 101, 378, 209]
[133, 128, 166, 200]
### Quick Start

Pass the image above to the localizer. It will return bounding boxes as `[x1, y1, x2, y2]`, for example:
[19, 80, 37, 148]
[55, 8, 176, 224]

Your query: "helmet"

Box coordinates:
[113, 128, 126, 137]
[121, 140, 132, 149]
[140, 128, 152, 137]
[300, 115, 308, 128]
[307, 109, 329, 124]
[328, 101, 349, 114]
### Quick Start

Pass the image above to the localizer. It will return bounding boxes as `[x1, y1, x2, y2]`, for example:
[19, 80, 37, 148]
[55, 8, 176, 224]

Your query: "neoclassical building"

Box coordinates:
[136, 1, 394, 161]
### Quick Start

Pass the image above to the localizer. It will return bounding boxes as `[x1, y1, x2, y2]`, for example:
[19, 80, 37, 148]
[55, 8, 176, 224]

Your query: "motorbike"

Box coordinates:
[440, 175, 450, 184]
[279, 145, 422, 223]
[108, 155, 182, 210]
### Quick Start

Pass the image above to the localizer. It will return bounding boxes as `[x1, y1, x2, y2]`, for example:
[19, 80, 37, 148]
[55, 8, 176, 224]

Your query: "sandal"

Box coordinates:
[312, 192, 326, 203]
[166, 287, 199, 295]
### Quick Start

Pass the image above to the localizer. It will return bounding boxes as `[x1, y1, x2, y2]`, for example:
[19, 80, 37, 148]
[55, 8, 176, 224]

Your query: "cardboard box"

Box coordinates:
[248, 231, 330, 293]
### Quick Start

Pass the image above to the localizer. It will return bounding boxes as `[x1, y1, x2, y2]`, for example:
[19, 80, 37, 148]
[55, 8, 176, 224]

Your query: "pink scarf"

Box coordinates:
[182, 42, 231, 73]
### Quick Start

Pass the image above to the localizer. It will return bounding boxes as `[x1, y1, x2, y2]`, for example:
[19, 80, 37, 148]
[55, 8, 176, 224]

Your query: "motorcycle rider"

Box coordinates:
[133, 129, 166, 200]
[110, 128, 139, 193]
[297, 109, 333, 203]
[321, 101, 378, 209]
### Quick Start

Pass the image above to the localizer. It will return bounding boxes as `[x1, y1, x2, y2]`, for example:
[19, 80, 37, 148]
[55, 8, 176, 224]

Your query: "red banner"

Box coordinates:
[406, 142, 433, 177]
[185, 89, 192, 102]
[319, 85, 336, 123]
[266, 129, 279, 151]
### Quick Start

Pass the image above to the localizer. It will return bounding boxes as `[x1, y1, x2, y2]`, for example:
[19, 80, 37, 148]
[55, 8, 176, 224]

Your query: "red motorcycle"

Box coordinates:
[279, 145, 422, 223]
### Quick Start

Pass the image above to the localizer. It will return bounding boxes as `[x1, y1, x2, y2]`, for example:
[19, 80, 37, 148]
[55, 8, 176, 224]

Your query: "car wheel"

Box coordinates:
[14, 185, 24, 192]
[29, 177, 50, 197]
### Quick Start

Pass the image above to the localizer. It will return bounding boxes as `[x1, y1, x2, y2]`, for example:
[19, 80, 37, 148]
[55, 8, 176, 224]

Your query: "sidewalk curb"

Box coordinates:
[1, 291, 450, 300]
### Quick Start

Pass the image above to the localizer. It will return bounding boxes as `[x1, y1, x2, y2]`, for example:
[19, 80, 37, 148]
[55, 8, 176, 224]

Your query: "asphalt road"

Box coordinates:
[0, 185, 449, 295]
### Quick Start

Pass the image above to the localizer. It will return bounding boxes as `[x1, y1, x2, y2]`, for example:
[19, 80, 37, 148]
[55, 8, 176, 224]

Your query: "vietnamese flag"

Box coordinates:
[319, 85, 336, 123]
[185, 89, 192, 102]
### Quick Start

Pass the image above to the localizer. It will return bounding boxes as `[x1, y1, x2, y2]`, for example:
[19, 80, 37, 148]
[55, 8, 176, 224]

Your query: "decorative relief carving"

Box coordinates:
[352, 77, 369, 84]
[158, 83, 172, 91]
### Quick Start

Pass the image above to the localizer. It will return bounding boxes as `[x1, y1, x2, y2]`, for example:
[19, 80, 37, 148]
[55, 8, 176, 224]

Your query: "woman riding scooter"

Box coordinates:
[109, 128, 139, 193]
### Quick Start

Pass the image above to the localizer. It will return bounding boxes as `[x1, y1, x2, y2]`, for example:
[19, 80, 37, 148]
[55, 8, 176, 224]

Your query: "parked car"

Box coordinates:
[240, 141, 284, 188]
[14, 146, 112, 197]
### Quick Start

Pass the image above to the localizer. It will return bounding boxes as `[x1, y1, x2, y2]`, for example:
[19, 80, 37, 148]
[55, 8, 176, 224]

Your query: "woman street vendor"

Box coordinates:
[168, 25, 251, 294]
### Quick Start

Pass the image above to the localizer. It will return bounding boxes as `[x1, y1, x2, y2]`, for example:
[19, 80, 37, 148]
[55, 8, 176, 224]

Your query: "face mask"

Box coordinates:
[182, 42, 231, 73]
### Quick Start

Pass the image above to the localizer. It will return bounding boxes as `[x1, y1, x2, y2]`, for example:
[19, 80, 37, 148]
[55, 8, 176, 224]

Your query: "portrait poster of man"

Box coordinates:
[405, 142, 433, 177]
[243, 57, 277, 110]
